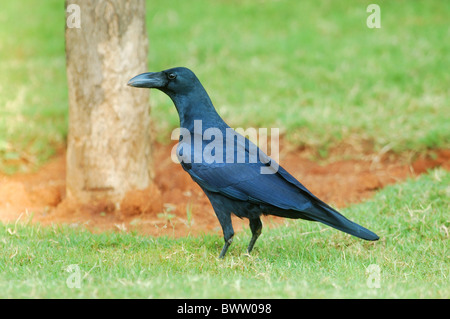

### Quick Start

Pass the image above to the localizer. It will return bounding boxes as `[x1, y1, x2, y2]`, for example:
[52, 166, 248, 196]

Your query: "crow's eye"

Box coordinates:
[168, 73, 177, 80]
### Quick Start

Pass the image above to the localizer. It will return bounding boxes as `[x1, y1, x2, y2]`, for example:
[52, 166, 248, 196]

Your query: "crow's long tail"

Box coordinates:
[301, 203, 379, 241]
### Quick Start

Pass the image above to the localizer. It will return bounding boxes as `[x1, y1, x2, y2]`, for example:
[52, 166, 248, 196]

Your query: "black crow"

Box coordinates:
[128, 67, 379, 258]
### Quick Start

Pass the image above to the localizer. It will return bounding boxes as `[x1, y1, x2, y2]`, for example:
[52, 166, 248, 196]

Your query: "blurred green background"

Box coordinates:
[0, 0, 449, 174]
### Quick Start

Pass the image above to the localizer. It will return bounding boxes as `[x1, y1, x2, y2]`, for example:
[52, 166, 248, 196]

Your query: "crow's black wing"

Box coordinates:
[181, 138, 379, 241]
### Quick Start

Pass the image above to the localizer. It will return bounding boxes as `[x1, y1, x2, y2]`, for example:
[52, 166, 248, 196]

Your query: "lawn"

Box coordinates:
[1, 169, 448, 298]
[0, 0, 448, 299]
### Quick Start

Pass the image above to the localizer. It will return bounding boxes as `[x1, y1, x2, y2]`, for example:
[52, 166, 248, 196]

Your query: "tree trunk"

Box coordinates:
[65, 0, 152, 206]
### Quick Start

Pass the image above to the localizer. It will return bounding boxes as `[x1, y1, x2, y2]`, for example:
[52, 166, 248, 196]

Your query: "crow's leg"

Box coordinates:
[247, 217, 262, 254]
[202, 190, 235, 258]
[214, 209, 234, 259]
[219, 234, 233, 259]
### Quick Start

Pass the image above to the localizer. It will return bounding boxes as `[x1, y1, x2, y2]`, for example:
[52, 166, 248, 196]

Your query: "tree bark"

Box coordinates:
[65, 0, 152, 206]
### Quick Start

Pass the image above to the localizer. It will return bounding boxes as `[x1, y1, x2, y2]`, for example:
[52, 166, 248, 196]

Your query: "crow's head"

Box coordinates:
[128, 67, 200, 96]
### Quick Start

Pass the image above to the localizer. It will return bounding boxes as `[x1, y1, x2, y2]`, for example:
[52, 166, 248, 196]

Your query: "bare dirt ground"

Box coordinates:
[0, 141, 448, 237]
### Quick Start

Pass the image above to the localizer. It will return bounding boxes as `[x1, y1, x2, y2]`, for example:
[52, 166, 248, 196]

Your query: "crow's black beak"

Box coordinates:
[127, 72, 167, 88]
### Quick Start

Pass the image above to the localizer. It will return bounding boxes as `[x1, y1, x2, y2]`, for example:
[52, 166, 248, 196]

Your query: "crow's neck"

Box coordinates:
[168, 90, 227, 131]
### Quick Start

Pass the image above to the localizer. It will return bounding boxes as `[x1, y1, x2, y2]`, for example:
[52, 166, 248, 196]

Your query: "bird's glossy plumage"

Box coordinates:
[128, 67, 379, 258]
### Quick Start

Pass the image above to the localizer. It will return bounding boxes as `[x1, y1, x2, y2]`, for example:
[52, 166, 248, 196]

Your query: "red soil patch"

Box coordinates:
[0, 142, 448, 237]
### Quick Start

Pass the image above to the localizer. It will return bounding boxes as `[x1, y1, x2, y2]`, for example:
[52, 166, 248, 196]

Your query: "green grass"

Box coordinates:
[147, 0, 450, 152]
[0, 1, 67, 173]
[0, 0, 449, 173]
[1, 169, 448, 298]
[0, 0, 448, 299]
